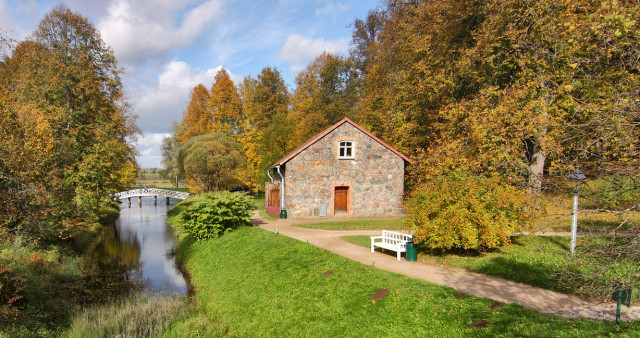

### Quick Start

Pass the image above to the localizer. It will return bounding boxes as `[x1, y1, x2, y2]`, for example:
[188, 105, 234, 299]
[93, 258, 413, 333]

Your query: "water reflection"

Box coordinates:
[92, 197, 188, 294]
[118, 197, 187, 293]
[83, 225, 144, 304]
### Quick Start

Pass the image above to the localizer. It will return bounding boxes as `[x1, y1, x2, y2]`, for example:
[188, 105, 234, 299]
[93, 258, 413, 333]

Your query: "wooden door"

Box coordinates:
[334, 186, 348, 211]
[269, 187, 280, 207]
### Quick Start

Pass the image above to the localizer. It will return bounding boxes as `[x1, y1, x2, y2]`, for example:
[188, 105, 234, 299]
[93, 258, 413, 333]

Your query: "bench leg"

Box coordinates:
[397, 251, 401, 261]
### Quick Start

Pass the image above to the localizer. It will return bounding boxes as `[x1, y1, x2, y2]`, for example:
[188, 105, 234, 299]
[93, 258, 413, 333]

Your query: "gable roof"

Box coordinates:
[270, 117, 411, 168]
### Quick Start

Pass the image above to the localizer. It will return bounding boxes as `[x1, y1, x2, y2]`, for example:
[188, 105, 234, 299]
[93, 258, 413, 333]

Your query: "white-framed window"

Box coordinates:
[338, 141, 354, 159]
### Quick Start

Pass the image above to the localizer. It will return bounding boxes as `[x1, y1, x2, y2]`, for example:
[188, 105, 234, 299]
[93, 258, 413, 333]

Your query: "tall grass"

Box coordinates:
[65, 292, 191, 338]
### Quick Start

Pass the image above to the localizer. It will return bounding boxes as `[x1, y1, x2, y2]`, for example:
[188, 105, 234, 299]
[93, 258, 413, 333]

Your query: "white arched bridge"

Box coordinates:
[114, 188, 191, 207]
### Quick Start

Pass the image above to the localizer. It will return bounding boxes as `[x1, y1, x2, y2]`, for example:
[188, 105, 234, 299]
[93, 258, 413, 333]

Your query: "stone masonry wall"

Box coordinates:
[282, 123, 405, 218]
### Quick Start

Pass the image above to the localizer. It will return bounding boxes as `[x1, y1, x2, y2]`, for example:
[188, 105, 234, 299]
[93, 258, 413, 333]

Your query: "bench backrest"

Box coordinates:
[381, 230, 413, 244]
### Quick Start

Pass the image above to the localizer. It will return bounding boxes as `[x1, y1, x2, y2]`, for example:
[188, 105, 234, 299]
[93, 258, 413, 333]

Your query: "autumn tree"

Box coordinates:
[352, 0, 486, 155]
[292, 53, 359, 124]
[289, 53, 359, 147]
[355, 0, 640, 196]
[237, 76, 262, 191]
[177, 84, 211, 144]
[178, 132, 246, 192]
[353, 0, 640, 257]
[208, 69, 244, 138]
[246, 66, 289, 129]
[240, 67, 292, 189]
[0, 7, 138, 241]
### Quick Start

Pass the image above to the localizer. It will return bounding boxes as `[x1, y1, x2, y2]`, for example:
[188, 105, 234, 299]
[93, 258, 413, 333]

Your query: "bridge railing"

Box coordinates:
[114, 188, 191, 200]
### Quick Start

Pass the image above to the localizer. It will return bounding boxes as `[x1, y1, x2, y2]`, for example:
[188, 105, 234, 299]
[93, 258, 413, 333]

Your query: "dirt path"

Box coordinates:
[252, 211, 640, 321]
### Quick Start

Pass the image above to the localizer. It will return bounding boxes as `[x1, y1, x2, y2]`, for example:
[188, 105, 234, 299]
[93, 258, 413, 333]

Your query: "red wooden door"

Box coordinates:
[335, 186, 348, 211]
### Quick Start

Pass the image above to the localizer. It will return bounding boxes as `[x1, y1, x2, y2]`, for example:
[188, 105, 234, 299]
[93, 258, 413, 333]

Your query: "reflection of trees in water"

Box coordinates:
[77, 225, 144, 305]
[92, 225, 141, 271]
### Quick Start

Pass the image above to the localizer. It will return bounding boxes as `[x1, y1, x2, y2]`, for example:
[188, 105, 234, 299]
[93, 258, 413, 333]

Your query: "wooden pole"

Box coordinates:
[166, 197, 170, 205]
[127, 197, 131, 208]
[138, 196, 142, 207]
[154, 196, 157, 206]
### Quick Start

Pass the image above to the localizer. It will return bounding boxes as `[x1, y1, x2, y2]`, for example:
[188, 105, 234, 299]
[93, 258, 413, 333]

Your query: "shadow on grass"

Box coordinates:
[416, 244, 486, 258]
[540, 236, 570, 251]
[470, 256, 566, 290]
[414, 236, 587, 295]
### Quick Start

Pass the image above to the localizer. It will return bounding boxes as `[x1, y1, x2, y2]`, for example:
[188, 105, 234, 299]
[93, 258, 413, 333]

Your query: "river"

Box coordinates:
[90, 196, 188, 294]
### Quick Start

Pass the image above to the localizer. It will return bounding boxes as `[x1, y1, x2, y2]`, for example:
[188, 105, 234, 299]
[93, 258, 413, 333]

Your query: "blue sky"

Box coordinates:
[0, 0, 379, 167]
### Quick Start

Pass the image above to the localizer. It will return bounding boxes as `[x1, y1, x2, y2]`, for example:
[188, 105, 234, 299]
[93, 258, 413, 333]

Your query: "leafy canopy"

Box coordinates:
[178, 132, 246, 193]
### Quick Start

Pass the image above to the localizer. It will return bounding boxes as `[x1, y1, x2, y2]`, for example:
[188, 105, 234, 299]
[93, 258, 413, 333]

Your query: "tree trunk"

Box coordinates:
[528, 151, 545, 195]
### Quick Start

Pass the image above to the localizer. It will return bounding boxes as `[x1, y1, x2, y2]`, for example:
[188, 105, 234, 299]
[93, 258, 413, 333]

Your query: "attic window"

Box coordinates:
[339, 141, 354, 159]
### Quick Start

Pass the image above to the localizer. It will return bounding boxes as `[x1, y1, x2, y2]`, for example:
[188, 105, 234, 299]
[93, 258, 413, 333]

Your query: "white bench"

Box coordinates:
[370, 230, 413, 261]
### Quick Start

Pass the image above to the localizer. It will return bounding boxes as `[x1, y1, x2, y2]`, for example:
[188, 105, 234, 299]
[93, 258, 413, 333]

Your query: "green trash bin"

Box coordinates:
[406, 241, 417, 262]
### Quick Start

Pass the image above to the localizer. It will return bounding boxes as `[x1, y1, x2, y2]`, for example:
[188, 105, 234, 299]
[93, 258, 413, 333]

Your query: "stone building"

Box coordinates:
[266, 117, 410, 218]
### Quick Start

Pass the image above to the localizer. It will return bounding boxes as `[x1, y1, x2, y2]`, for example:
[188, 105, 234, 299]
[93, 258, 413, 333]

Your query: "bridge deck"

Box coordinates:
[114, 188, 191, 200]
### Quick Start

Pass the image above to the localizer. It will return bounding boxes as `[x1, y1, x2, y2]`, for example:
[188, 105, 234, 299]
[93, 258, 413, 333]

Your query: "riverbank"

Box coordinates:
[0, 206, 125, 336]
[1, 199, 191, 337]
[165, 225, 626, 336]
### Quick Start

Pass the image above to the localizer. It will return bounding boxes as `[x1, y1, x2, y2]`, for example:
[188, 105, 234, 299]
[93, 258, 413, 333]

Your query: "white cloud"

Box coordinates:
[133, 60, 222, 133]
[98, 0, 224, 70]
[0, 0, 35, 41]
[135, 132, 170, 168]
[279, 34, 349, 73]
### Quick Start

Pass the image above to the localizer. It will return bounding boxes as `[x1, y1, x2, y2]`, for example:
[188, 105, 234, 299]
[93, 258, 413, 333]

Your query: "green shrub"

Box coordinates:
[180, 192, 253, 240]
[405, 169, 532, 251]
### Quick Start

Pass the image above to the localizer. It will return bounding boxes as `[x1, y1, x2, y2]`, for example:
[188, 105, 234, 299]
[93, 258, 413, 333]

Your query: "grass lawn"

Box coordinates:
[293, 217, 404, 230]
[253, 195, 266, 210]
[163, 226, 631, 336]
[342, 234, 639, 302]
[259, 210, 278, 221]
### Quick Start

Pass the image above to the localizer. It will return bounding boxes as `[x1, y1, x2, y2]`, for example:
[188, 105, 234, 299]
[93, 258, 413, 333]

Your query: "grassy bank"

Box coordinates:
[165, 225, 628, 336]
[343, 234, 639, 302]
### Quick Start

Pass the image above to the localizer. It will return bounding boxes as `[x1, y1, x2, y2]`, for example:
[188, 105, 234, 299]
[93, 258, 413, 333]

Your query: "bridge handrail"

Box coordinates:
[113, 188, 191, 200]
